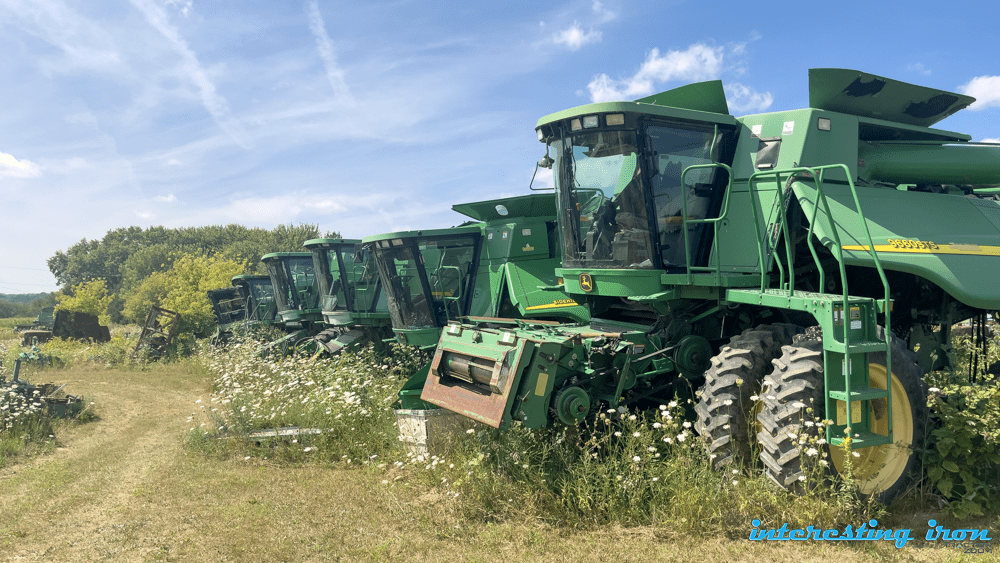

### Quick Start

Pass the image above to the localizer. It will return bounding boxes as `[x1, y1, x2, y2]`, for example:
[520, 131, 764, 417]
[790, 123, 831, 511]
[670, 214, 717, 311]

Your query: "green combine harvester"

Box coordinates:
[232, 274, 279, 324]
[300, 238, 393, 354]
[259, 252, 324, 350]
[366, 194, 589, 349]
[207, 274, 279, 343]
[415, 68, 1000, 505]
[369, 194, 591, 408]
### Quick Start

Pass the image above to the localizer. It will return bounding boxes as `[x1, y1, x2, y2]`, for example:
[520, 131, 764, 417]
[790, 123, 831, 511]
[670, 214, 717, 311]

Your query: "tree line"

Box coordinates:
[0, 293, 58, 319]
[32, 223, 338, 334]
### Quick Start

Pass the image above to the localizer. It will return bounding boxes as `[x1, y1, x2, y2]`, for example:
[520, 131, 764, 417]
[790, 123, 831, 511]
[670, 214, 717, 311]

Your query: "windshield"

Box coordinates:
[646, 124, 722, 267]
[343, 247, 385, 313]
[242, 279, 278, 322]
[553, 130, 652, 268]
[266, 256, 319, 312]
[372, 235, 479, 330]
[313, 247, 350, 313]
[552, 124, 724, 270]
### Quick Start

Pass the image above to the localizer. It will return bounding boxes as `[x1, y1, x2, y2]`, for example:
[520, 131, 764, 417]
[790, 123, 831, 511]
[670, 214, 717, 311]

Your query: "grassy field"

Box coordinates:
[0, 354, 995, 562]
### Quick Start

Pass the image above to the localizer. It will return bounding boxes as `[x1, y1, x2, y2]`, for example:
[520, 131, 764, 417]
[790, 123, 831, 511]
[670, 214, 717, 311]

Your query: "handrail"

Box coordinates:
[745, 164, 893, 441]
[678, 162, 734, 286]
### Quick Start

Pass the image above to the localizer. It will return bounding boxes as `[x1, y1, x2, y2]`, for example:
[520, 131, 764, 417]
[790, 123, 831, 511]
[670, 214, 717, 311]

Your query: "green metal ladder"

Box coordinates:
[735, 164, 894, 449]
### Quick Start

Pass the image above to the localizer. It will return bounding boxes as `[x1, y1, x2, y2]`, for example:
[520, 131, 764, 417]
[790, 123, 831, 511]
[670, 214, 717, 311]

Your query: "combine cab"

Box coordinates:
[232, 275, 279, 324]
[207, 274, 278, 343]
[418, 69, 1000, 505]
[299, 238, 393, 355]
[261, 252, 323, 334]
[368, 193, 590, 408]
[15, 307, 54, 332]
[366, 193, 589, 349]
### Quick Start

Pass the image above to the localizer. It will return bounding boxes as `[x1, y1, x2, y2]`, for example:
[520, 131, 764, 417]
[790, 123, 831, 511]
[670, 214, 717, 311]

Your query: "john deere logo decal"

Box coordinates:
[579, 273, 594, 292]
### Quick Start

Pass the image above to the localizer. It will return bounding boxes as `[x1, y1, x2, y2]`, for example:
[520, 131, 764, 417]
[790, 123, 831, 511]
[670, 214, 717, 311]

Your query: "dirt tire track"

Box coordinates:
[0, 364, 208, 562]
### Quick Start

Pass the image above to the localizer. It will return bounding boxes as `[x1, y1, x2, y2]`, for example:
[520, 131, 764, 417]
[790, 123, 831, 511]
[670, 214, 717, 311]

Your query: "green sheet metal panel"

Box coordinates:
[452, 193, 557, 222]
[635, 80, 730, 115]
[809, 68, 974, 127]
[793, 181, 1000, 309]
[733, 109, 859, 182]
[503, 261, 588, 323]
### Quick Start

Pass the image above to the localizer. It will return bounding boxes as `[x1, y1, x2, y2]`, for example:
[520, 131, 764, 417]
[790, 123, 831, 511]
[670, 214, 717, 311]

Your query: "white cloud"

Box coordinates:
[154, 194, 177, 203]
[128, 0, 251, 148]
[305, 0, 354, 104]
[164, 0, 193, 17]
[591, 1, 617, 23]
[552, 22, 601, 51]
[982, 138, 1000, 144]
[725, 83, 774, 113]
[550, 2, 616, 51]
[0, 152, 43, 179]
[0, 0, 122, 73]
[587, 43, 724, 102]
[907, 63, 932, 76]
[958, 76, 1000, 110]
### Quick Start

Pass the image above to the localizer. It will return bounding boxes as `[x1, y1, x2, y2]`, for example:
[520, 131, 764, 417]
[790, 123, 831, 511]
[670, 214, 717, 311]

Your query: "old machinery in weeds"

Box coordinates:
[208, 275, 279, 344]
[298, 238, 393, 355]
[368, 194, 591, 408]
[416, 68, 1000, 505]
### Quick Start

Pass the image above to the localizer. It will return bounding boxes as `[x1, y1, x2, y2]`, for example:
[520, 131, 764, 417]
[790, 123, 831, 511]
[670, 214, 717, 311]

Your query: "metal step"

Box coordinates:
[828, 386, 890, 402]
[823, 340, 888, 353]
[829, 431, 892, 448]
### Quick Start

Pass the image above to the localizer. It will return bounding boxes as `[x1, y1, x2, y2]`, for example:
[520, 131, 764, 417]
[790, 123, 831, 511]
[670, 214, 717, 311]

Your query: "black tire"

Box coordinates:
[694, 323, 802, 469]
[756, 327, 928, 505]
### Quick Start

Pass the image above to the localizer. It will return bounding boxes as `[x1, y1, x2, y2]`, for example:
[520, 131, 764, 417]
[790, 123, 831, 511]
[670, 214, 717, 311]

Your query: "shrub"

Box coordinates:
[56, 279, 112, 324]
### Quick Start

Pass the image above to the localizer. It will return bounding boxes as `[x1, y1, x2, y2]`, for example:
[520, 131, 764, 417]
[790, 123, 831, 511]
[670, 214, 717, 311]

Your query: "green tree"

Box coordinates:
[49, 223, 332, 323]
[123, 254, 243, 337]
[56, 279, 113, 324]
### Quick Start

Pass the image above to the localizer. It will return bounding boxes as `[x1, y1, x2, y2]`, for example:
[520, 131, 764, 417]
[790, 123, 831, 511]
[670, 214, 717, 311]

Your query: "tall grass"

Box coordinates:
[191, 337, 429, 465]
[0, 321, 127, 465]
[193, 339, 883, 533]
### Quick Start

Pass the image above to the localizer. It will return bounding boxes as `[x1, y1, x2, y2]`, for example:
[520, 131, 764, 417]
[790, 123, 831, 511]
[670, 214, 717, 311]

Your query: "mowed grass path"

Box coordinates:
[0, 362, 973, 562]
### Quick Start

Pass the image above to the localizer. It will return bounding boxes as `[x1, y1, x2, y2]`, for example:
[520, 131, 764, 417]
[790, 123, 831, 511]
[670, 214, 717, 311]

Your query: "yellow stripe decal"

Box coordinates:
[525, 300, 580, 311]
[843, 240, 1000, 256]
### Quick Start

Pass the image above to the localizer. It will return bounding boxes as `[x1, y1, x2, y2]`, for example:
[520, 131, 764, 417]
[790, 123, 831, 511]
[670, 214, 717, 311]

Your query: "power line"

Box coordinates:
[0, 266, 52, 271]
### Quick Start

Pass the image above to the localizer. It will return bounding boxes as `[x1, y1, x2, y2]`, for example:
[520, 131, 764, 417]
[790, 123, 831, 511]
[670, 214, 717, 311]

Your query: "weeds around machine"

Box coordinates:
[414, 68, 1000, 505]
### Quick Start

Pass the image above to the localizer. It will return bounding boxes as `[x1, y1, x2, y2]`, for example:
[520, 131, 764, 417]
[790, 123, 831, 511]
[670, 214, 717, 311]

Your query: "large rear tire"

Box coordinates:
[694, 323, 801, 468]
[756, 327, 928, 505]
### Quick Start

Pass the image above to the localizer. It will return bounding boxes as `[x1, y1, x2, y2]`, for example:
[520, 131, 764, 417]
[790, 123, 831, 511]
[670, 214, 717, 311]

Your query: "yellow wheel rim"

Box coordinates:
[830, 364, 914, 495]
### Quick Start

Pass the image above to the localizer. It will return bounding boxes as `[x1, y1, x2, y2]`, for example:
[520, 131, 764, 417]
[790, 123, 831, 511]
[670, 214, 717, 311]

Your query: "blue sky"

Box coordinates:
[2, 0, 999, 293]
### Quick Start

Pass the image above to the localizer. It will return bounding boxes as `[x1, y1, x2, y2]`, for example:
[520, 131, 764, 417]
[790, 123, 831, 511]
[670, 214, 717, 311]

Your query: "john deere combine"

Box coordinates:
[369, 194, 591, 408]
[258, 252, 324, 353]
[366, 194, 589, 349]
[416, 68, 1000, 504]
[232, 274, 279, 324]
[301, 238, 392, 354]
[207, 274, 278, 343]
